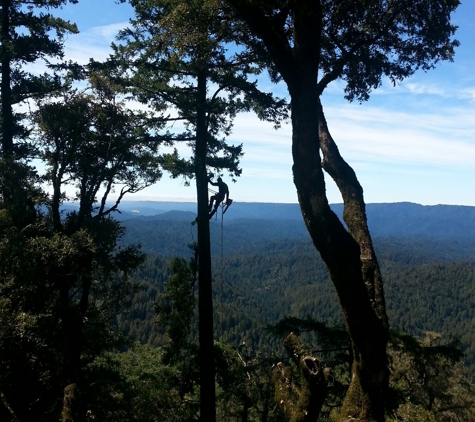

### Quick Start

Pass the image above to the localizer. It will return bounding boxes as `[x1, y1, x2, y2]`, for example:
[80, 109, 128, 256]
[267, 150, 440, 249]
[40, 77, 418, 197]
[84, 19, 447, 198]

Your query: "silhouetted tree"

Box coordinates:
[223, 1, 460, 419]
[111, 1, 287, 418]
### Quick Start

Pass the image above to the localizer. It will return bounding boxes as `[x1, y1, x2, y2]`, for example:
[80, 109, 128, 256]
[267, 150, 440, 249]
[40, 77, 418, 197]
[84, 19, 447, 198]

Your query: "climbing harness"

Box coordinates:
[208, 187, 233, 219]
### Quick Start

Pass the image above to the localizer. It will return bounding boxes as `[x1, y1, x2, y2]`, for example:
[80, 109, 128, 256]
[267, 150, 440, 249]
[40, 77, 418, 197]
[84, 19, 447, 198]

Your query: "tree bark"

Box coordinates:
[284, 333, 328, 422]
[317, 98, 388, 326]
[62, 383, 81, 422]
[195, 68, 217, 422]
[289, 80, 387, 421]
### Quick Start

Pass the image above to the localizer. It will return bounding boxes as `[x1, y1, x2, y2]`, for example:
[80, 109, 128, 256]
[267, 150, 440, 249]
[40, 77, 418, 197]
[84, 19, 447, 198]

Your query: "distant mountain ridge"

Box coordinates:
[114, 201, 475, 263]
[114, 201, 475, 240]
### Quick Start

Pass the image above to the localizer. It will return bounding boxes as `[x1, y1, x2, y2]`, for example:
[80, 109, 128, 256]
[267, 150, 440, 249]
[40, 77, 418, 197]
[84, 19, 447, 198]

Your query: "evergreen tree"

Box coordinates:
[111, 1, 287, 419]
[0, 0, 78, 157]
[0, 0, 78, 228]
[0, 75, 164, 420]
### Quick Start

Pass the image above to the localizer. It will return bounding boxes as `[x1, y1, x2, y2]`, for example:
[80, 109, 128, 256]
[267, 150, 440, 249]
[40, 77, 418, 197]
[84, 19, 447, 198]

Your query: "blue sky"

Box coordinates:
[53, 0, 475, 205]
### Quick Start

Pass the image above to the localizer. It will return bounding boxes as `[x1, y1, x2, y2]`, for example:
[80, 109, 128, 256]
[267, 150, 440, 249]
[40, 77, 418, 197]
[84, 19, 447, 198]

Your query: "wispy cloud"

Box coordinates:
[404, 82, 446, 96]
[465, 88, 475, 101]
[325, 103, 475, 168]
[88, 22, 128, 40]
[63, 22, 128, 64]
[233, 101, 475, 172]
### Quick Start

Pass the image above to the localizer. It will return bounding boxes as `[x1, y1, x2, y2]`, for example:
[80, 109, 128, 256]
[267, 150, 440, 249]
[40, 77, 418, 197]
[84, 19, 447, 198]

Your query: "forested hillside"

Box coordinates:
[118, 205, 475, 381]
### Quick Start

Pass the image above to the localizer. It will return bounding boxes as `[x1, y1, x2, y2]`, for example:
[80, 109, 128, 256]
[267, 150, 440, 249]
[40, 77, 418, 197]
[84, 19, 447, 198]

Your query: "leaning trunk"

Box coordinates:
[317, 98, 388, 326]
[195, 68, 217, 422]
[289, 80, 387, 421]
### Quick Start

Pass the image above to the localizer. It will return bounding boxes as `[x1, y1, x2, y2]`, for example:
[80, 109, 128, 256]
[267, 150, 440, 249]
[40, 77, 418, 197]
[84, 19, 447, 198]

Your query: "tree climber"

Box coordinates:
[208, 176, 231, 219]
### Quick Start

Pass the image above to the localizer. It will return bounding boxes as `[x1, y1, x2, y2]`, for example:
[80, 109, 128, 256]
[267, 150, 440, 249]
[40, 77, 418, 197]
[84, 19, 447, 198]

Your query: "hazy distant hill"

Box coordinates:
[117, 201, 475, 249]
[363, 202, 475, 239]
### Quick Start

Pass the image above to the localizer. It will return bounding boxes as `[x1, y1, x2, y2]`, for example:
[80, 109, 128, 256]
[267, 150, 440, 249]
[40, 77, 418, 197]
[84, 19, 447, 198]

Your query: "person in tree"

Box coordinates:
[208, 176, 231, 219]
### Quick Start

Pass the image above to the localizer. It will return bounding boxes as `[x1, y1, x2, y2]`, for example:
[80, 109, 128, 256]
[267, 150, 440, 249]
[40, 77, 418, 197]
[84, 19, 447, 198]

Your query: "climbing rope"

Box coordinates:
[219, 201, 225, 337]
[207, 188, 231, 337]
[220, 202, 224, 272]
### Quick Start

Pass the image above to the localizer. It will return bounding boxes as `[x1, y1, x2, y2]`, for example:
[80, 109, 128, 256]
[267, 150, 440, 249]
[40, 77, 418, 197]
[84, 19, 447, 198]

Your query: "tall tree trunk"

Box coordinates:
[1, 0, 14, 158]
[289, 79, 387, 421]
[195, 68, 216, 422]
[59, 281, 84, 422]
[59, 251, 93, 422]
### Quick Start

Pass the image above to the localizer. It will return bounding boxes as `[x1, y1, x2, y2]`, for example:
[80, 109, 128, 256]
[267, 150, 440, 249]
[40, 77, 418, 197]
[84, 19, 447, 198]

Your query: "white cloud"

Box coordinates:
[325, 104, 475, 169]
[62, 22, 128, 64]
[88, 22, 128, 40]
[465, 88, 475, 101]
[404, 83, 446, 96]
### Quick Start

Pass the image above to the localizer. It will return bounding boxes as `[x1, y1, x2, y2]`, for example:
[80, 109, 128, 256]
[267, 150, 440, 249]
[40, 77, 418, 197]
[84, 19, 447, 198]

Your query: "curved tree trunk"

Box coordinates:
[289, 80, 387, 421]
[222, 1, 389, 419]
[317, 98, 388, 327]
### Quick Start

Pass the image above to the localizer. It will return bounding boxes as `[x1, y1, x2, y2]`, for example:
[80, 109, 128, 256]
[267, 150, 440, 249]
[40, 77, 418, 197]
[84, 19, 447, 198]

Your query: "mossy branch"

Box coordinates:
[275, 333, 329, 422]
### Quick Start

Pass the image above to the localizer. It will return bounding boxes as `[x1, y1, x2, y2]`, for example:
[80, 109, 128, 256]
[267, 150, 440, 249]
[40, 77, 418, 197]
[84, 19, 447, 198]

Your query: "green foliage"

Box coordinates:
[264, 324, 474, 421]
[94, 343, 199, 422]
[317, 0, 460, 102]
[108, 0, 288, 182]
[0, 158, 44, 228]
[34, 74, 164, 224]
[0, 0, 79, 157]
[0, 210, 144, 420]
[122, 219, 475, 382]
[155, 257, 197, 362]
[388, 331, 475, 421]
[215, 342, 285, 421]
[119, 228, 475, 420]
[0, 55, 166, 421]
[386, 402, 437, 422]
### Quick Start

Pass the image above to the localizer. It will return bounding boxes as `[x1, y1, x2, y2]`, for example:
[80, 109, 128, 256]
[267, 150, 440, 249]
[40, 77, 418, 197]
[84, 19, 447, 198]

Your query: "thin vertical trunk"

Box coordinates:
[195, 68, 216, 422]
[1, 0, 14, 158]
[59, 251, 93, 422]
[241, 401, 249, 422]
[51, 158, 64, 232]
